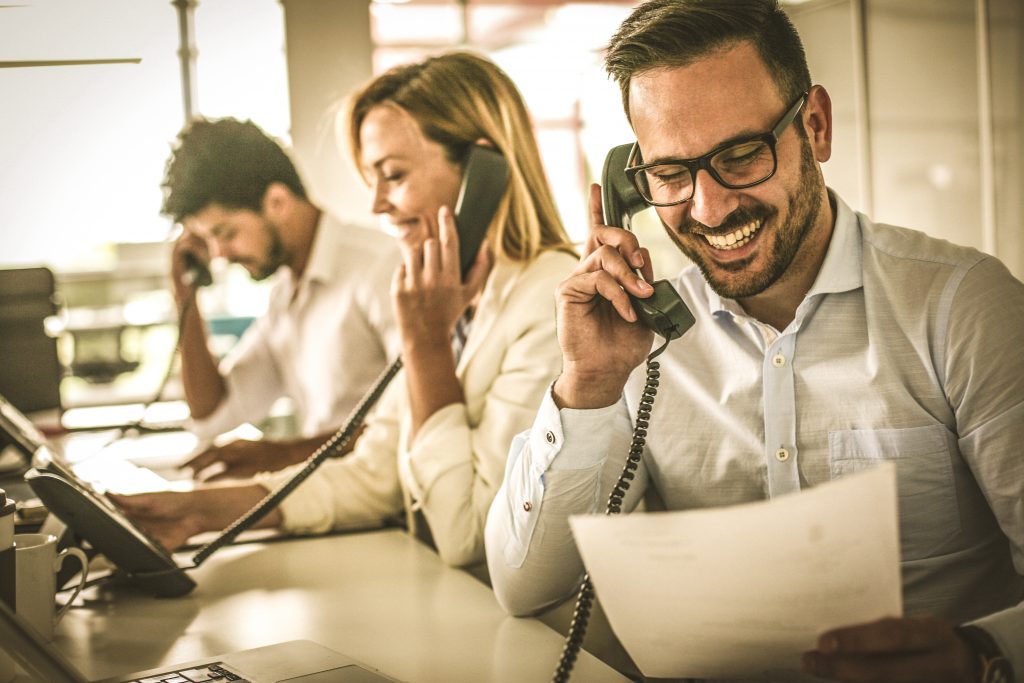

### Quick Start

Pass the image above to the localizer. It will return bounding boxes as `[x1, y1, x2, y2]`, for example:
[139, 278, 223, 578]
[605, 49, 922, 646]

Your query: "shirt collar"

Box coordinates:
[274, 212, 339, 304]
[705, 189, 863, 319]
[302, 212, 340, 286]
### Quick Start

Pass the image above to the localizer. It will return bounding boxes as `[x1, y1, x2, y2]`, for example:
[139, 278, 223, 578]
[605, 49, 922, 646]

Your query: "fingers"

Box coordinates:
[589, 182, 605, 229]
[108, 492, 172, 519]
[802, 649, 967, 683]
[802, 616, 974, 683]
[818, 616, 949, 655]
[574, 243, 654, 300]
[637, 247, 654, 283]
[397, 206, 461, 289]
[182, 446, 220, 474]
[422, 235, 442, 284]
[398, 238, 423, 289]
[436, 205, 462, 280]
[560, 270, 639, 323]
[587, 183, 647, 273]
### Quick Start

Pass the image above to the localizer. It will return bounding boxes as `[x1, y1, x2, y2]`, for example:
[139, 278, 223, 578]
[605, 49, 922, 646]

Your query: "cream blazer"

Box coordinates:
[257, 249, 576, 567]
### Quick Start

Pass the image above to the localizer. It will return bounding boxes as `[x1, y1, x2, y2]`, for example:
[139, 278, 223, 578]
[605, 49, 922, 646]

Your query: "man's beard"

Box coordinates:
[250, 218, 287, 281]
[665, 134, 824, 300]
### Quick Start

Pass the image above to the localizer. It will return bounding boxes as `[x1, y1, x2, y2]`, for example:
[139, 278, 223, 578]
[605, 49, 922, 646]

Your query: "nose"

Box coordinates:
[208, 239, 225, 259]
[369, 180, 390, 215]
[686, 168, 740, 229]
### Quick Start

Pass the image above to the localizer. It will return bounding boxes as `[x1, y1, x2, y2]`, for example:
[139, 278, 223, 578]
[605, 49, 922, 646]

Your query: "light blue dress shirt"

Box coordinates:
[485, 192, 1024, 677]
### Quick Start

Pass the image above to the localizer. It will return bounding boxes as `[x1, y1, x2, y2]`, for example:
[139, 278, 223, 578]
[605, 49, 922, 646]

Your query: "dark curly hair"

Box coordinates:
[160, 117, 307, 223]
[605, 0, 811, 122]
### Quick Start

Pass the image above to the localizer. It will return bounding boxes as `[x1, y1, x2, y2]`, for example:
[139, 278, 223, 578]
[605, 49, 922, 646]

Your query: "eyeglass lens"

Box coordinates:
[635, 139, 776, 205]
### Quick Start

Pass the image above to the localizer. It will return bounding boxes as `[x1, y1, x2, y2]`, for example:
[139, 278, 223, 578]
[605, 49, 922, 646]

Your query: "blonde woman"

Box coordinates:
[113, 52, 576, 568]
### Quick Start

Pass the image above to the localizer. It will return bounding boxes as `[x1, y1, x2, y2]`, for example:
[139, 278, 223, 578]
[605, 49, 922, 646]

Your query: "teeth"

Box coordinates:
[704, 220, 761, 250]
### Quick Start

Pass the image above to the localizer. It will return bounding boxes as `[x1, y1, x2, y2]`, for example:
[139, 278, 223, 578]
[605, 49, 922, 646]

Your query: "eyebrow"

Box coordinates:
[365, 153, 406, 173]
[209, 222, 231, 238]
[643, 126, 765, 166]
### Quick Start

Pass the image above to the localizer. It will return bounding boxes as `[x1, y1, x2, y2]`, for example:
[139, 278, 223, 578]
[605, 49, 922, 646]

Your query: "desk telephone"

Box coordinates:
[5, 145, 510, 598]
[551, 144, 696, 683]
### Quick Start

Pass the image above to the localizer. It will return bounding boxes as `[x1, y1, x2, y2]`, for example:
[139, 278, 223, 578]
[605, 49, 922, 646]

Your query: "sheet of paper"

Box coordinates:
[569, 463, 902, 679]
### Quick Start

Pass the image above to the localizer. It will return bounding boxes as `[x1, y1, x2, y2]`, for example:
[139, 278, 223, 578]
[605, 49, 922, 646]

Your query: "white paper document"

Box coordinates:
[569, 463, 902, 679]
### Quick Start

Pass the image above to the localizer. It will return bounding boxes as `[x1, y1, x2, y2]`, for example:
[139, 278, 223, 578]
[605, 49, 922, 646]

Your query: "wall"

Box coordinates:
[280, 0, 376, 230]
[789, 0, 1023, 279]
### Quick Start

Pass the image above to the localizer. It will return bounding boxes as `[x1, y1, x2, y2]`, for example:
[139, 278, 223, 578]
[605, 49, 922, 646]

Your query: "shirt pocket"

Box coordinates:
[828, 424, 960, 561]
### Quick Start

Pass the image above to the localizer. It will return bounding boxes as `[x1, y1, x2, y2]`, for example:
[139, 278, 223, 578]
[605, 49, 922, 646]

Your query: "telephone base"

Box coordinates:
[25, 470, 195, 597]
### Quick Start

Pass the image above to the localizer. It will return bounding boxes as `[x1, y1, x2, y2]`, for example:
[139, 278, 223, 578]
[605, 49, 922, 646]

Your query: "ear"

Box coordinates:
[260, 182, 295, 221]
[803, 84, 832, 163]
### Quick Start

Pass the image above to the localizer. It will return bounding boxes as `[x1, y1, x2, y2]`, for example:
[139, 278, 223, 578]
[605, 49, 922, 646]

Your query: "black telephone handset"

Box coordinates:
[181, 252, 213, 289]
[601, 143, 695, 342]
[454, 144, 510, 279]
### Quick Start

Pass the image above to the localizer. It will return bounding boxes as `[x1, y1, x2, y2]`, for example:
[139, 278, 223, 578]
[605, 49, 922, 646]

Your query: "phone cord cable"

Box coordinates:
[189, 356, 404, 567]
[552, 338, 669, 683]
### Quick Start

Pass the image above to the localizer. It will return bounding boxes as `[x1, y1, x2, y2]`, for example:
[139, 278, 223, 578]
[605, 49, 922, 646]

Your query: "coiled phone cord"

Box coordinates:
[551, 339, 670, 683]
[189, 356, 404, 567]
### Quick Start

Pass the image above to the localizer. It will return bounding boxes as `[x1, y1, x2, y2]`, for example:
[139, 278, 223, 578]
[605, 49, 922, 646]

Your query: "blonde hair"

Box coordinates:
[347, 51, 574, 263]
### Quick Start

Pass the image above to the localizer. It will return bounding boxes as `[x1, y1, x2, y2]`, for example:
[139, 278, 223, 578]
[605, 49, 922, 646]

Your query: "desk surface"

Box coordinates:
[53, 529, 629, 683]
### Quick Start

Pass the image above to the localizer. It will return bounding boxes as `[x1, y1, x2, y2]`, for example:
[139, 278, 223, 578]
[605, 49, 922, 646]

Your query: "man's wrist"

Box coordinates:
[956, 625, 1015, 683]
[552, 368, 627, 409]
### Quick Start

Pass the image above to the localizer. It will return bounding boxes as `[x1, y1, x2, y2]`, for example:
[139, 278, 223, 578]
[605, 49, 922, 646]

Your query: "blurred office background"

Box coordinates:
[0, 0, 1020, 419]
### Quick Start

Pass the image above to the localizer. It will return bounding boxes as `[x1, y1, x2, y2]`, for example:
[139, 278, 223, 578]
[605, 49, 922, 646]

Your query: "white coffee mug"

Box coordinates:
[14, 533, 89, 641]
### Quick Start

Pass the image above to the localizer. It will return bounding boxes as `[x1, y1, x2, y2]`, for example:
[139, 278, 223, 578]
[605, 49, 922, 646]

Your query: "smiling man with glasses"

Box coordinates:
[485, 1, 1024, 682]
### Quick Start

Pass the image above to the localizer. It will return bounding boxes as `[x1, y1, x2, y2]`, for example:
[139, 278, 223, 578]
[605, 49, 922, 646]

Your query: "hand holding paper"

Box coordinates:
[569, 463, 902, 679]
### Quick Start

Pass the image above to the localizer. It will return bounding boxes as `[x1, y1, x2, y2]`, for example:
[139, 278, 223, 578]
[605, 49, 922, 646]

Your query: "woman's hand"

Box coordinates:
[392, 205, 492, 349]
[393, 205, 491, 437]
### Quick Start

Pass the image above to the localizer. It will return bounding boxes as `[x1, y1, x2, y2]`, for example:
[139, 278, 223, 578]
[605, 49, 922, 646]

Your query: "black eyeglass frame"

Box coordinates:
[624, 91, 809, 207]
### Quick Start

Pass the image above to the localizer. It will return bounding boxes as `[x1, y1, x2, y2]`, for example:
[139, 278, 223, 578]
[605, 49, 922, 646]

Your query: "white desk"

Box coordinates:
[53, 529, 630, 683]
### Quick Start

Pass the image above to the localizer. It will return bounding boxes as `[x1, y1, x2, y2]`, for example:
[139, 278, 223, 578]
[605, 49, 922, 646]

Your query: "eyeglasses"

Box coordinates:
[624, 92, 808, 207]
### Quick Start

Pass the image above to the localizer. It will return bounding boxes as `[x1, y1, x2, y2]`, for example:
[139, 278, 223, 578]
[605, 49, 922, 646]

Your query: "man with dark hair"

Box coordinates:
[485, 1, 1023, 681]
[164, 117, 400, 478]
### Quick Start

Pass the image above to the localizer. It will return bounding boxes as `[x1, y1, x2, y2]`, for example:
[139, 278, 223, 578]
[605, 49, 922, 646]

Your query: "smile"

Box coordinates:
[702, 219, 762, 250]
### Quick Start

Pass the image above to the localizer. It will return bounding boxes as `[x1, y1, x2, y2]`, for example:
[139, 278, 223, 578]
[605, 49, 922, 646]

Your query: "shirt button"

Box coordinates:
[545, 431, 556, 445]
[772, 354, 786, 368]
[523, 501, 533, 512]
[775, 447, 791, 462]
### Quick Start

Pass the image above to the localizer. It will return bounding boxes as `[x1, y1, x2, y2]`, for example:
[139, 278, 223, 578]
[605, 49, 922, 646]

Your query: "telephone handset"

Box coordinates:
[600, 143, 695, 341]
[552, 144, 698, 683]
[181, 252, 213, 289]
[454, 144, 510, 279]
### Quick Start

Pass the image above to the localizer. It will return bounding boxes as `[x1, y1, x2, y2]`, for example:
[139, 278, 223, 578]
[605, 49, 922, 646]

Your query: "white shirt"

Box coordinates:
[256, 251, 577, 568]
[190, 215, 401, 439]
[485, 193, 1024, 674]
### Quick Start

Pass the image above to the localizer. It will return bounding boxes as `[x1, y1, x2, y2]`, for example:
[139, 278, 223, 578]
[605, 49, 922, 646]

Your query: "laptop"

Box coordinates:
[0, 597, 401, 682]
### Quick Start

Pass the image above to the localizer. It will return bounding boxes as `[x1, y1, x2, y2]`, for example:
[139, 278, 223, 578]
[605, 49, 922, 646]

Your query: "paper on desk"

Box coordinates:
[569, 463, 902, 679]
